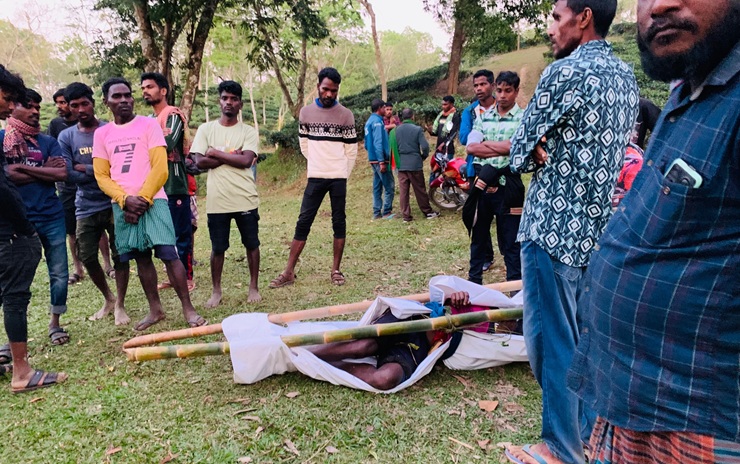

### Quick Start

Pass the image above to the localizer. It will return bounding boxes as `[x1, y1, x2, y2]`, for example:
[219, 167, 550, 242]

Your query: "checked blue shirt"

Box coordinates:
[510, 40, 639, 266]
[568, 42, 740, 440]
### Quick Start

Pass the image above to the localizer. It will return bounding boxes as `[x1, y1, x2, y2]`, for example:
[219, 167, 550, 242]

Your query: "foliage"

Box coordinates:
[463, 10, 518, 61]
[265, 119, 302, 154]
[341, 64, 452, 109]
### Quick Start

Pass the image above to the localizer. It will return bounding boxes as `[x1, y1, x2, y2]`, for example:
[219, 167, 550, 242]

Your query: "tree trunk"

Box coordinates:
[360, 0, 387, 101]
[180, 0, 220, 122]
[132, 0, 161, 72]
[447, 13, 466, 95]
[246, 64, 259, 134]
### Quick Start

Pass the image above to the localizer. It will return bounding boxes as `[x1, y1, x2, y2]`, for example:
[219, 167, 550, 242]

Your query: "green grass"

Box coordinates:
[0, 152, 541, 463]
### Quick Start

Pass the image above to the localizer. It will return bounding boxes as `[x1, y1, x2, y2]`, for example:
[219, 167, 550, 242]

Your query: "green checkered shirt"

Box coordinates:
[472, 103, 523, 169]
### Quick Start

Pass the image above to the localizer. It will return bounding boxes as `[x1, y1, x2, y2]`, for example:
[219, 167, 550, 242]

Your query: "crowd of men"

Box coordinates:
[0, 0, 738, 462]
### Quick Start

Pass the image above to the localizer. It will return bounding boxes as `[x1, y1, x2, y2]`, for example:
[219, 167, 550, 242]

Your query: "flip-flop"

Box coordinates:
[67, 273, 83, 285]
[187, 315, 207, 328]
[0, 364, 12, 376]
[12, 369, 66, 393]
[48, 327, 70, 346]
[134, 315, 166, 332]
[106, 268, 116, 279]
[0, 343, 11, 364]
[505, 444, 548, 464]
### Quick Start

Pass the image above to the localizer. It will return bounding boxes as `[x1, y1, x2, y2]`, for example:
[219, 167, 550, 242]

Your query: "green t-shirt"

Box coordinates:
[190, 120, 260, 213]
[472, 104, 523, 169]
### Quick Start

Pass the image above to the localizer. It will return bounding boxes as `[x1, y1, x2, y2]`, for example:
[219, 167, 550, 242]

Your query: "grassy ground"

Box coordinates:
[0, 151, 541, 463]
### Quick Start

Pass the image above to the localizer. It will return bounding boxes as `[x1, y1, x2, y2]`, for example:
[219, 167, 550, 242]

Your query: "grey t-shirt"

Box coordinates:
[58, 122, 112, 219]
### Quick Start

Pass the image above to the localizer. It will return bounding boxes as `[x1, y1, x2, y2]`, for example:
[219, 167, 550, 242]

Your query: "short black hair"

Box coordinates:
[0, 64, 27, 105]
[473, 69, 495, 84]
[52, 88, 66, 102]
[102, 77, 132, 100]
[64, 82, 95, 104]
[443, 95, 455, 105]
[141, 72, 170, 93]
[218, 80, 242, 99]
[400, 108, 414, 120]
[24, 89, 42, 105]
[496, 71, 520, 89]
[563, 0, 617, 38]
[318, 67, 342, 85]
[371, 98, 386, 112]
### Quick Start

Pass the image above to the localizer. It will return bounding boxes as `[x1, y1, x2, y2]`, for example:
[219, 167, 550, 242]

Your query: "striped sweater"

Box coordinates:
[298, 101, 358, 179]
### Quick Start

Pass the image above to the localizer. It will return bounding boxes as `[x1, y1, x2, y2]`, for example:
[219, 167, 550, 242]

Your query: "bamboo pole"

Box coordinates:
[124, 307, 523, 362]
[122, 280, 522, 349]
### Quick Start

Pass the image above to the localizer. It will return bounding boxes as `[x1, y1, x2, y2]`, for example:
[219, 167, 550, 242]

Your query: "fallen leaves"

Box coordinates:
[447, 437, 475, 451]
[478, 400, 499, 412]
[285, 391, 300, 398]
[237, 458, 252, 463]
[452, 375, 471, 389]
[284, 439, 300, 456]
[29, 397, 44, 404]
[105, 446, 122, 456]
[477, 439, 490, 450]
[326, 446, 339, 454]
[233, 408, 257, 416]
[159, 451, 178, 463]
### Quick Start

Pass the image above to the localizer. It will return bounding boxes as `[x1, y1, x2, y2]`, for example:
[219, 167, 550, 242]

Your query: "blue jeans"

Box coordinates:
[521, 240, 592, 464]
[33, 218, 69, 315]
[371, 164, 394, 217]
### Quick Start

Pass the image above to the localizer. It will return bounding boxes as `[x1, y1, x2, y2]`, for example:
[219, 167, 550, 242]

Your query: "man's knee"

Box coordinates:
[369, 364, 405, 390]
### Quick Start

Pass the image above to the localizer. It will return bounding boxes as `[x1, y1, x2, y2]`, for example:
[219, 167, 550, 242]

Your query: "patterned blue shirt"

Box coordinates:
[568, 43, 740, 440]
[510, 40, 639, 266]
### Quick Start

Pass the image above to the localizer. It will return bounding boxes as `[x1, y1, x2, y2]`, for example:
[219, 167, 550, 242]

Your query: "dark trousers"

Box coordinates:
[398, 170, 434, 220]
[0, 235, 42, 343]
[468, 191, 521, 284]
[294, 178, 347, 241]
[168, 194, 194, 280]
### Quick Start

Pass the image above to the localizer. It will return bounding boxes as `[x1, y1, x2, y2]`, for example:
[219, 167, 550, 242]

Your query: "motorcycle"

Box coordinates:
[428, 151, 470, 210]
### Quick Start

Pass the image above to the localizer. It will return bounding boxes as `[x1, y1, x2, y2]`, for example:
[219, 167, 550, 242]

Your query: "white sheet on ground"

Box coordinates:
[222, 277, 528, 393]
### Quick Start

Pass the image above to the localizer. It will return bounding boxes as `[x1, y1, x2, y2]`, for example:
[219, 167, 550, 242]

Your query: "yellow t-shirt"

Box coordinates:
[191, 120, 260, 214]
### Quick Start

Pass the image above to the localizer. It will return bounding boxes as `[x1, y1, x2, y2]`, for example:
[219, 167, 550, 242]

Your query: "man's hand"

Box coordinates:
[74, 164, 87, 173]
[205, 147, 219, 157]
[448, 291, 471, 308]
[44, 157, 66, 169]
[162, 127, 172, 137]
[436, 143, 445, 153]
[124, 195, 149, 215]
[379, 162, 388, 173]
[123, 210, 140, 224]
[533, 136, 548, 165]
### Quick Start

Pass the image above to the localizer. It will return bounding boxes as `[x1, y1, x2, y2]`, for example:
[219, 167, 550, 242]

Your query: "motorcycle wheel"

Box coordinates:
[429, 185, 468, 211]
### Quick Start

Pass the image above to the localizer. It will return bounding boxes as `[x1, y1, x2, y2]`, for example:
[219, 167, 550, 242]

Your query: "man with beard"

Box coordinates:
[567, 1, 740, 462]
[269, 68, 357, 288]
[0, 65, 67, 392]
[192, 80, 261, 306]
[93, 77, 205, 331]
[59, 82, 130, 326]
[506, 0, 639, 463]
[2, 89, 72, 346]
[140, 72, 195, 292]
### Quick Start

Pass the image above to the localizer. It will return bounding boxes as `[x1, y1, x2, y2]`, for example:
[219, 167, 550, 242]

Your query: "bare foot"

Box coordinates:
[134, 312, 166, 331]
[505, 443, 564, 464]
[247, 287, 262, 303]
[114, 306, 130, 325]
[89, 300, 115, 321]
[205, 290, 222, 308]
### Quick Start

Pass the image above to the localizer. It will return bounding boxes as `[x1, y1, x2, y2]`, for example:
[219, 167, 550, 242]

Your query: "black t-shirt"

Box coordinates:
[47, 117, 77, 140]
[435, 112, 461, 156]
[631, 97, 661, 149]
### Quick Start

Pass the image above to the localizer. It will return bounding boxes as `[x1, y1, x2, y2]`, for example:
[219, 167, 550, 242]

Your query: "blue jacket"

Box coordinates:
[364, 113, 389, 163]
[458, 100, 480, 145]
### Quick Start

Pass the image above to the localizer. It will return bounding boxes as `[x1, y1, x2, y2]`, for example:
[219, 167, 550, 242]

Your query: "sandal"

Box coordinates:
[0, 364, 11, 376]
[269, 273, 295, 289]
[12, 369, 67, 393]
[48, 327, 70, 346]
[187, 315, 207, 328]
[0, 343, 11, 364]
[331, 270, 346, 286]
[67, 273, 83, 285]
[106, 268, 116, 279]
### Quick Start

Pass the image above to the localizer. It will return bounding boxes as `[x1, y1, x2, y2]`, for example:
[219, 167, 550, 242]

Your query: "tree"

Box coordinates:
[358, 0, 387, 101]
[424, 0, 551, 94]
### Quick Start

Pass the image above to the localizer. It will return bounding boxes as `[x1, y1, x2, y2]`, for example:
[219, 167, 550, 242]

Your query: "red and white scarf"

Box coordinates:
[3, 117, 40, 163]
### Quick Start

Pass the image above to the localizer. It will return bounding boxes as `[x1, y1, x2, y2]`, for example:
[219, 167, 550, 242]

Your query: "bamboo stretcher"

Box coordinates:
[123, 307, 524, 362]
[123, 280, 522, 349]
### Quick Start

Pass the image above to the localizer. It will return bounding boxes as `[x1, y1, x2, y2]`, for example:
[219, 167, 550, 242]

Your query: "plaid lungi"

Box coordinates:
[590, 417, 740, 464]
[112, 199, 176, 255]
